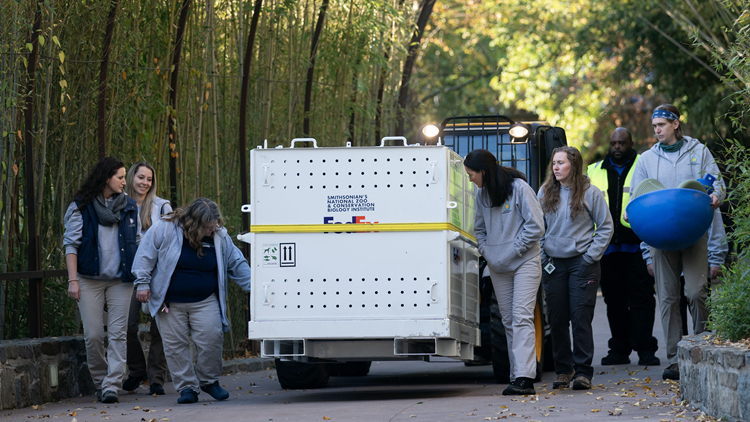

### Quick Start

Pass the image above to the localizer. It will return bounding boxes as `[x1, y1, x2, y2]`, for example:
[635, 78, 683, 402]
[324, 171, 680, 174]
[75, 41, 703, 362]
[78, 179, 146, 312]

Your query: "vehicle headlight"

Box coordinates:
[421, 124, 440, 138]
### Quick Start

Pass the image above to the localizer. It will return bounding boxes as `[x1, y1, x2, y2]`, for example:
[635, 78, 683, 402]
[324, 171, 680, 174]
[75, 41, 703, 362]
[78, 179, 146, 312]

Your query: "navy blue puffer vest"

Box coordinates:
[74, 197, 139, 283]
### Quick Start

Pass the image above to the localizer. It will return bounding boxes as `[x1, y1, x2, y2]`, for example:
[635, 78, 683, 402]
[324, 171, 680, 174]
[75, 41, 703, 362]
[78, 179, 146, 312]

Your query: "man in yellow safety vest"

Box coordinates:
[587, 127, 660, 367]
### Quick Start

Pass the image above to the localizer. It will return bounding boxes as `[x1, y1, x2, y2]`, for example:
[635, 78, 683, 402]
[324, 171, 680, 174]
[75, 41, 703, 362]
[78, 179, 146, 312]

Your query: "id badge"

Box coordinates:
[544, 259, 556, 274]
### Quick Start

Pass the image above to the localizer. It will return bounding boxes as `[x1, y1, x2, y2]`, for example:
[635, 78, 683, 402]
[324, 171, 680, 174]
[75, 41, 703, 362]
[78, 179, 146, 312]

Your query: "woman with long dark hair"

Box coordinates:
[537, 146, 613, 390]
[64, 157, 140, 404]
[122, 161, 172, 395]
[132, 198, 252, 404]
[464, 149, 545, 395]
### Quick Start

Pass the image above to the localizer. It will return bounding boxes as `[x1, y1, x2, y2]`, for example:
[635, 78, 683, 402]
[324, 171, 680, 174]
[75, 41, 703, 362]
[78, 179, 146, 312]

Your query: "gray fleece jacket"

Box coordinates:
[131, 218, 252, 333]
[474, 178, 545, 273]
[537, 181, 614, 263]
[144, 196, 172, 236]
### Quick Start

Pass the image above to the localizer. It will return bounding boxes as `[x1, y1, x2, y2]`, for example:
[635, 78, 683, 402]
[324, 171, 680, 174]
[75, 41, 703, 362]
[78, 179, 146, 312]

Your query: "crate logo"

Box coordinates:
[327, 194, 376, 213]
[323, 216, 379, 234]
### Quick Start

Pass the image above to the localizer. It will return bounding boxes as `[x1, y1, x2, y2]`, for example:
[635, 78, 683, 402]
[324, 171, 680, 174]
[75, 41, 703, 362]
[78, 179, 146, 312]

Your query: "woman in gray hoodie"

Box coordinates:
[537, 146, 613, 391]
[465, 149, 545, 396]
[626, 104, 725, 382]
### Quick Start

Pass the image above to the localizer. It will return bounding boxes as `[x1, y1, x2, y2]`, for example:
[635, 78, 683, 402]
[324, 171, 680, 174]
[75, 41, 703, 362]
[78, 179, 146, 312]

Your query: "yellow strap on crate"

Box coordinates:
[250, 222, 476, 242]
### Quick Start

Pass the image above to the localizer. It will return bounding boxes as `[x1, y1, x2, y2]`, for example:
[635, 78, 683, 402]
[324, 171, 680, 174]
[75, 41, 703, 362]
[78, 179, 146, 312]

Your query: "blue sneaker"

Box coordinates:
[177, 389, 198, 404]
[200, 381, 229, 401]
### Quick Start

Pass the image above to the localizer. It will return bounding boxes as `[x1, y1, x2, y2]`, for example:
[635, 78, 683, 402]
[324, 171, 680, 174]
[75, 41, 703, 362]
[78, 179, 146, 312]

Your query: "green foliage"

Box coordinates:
[709, 139, 750, 341]
[707, 261, 750, 342]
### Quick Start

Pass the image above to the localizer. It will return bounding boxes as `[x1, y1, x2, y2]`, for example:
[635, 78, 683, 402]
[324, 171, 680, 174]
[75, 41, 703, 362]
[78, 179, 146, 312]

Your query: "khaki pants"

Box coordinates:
[651, 234, 709, 365]
[489, 257, 542, 380]
[155, 294, 223, 394]
[78, 278, 134, 392]
[126, 291, 168, 385]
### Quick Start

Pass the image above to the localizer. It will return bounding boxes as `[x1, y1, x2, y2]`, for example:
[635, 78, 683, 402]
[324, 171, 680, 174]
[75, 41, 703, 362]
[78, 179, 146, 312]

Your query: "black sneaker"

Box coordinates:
[123, 374, 147, 391]
[95, 389, 103, 402]
[177, 389, 198, 404]
[502, 377, 536, 395]
[572, 376, 592, 390]
[101, 390, 119, 403]
[149, 383, 166, 395]
[662, 363, 680, 380]
[638, 353, 661, 366]
[200, 381, 229, 401]
[601, 351, 631, 365]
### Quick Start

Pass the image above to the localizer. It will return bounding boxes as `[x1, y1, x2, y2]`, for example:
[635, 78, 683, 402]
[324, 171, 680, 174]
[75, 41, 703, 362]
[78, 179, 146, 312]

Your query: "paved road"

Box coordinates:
[3, 295, 708, 422]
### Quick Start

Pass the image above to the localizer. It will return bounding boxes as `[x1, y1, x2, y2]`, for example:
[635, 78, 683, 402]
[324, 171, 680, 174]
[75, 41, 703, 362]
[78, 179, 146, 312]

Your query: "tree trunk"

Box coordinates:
[238, 0, 264, 247]
[303, 0, 330, 136]
[97, 0, 120, 159]
[168, 0, 192, 206]
[24, 0, 44, 338]
[396, 0, 436, 136]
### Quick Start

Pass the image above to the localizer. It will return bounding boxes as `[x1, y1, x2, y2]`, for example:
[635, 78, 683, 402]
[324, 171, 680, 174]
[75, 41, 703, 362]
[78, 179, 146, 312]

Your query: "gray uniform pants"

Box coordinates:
[126, 291, 167, 385]
[542, 255, 599, 380]
[488, 256, 542, 380]
[78, 278, 134, 392]
[155, 294, 224, 394]
[651, 234, 709, 365]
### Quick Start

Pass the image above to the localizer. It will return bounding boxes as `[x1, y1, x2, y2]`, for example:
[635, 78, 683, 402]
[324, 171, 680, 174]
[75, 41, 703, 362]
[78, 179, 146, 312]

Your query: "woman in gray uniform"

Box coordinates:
[538, 146, 613, 390]
[123, 161, 172, 395]
[465, 149, 545, 395]
[64, 157, 140, 404]
[132, 198, 252, 404]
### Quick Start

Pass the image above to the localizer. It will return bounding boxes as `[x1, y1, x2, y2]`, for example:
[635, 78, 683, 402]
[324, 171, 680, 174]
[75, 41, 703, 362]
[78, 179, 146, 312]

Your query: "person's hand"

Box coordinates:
[136, 289, 151, 303]
[623, 209, 629, 223]
[710, 266, 722, 280]
[68, 280, 80, 302]
[647, 264, 654, 277]
[709, 194, 720, 209]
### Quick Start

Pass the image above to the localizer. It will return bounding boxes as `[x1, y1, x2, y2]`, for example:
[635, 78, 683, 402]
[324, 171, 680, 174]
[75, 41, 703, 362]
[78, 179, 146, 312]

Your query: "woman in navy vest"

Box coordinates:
[122, 161, 171, 395]
[132, 198, 252, 404]
[63, 157, 140, 404]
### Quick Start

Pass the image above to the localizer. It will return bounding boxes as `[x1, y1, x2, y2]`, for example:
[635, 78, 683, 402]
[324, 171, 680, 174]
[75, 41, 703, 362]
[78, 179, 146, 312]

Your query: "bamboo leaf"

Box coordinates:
[26, 43, 33, 51]
[52, 35, 60, 47]
[39, 35, 45, 46]
[58, 51, 65, 64]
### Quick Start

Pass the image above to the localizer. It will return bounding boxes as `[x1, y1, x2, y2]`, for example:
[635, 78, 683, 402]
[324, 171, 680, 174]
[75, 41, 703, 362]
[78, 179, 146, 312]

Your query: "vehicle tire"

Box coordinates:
[490, 288, 511, 384]
[327, 361, 372, 377]
[533, 289, 551, 381]
[274, 359, 330, 389]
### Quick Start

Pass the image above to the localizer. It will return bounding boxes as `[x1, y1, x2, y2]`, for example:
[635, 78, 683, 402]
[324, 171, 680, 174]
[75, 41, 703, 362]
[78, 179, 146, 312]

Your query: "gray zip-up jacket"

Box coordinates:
[630, 136, 726, 202]
[474, 178, 545, 273]
[131, 218, 252, 332]
[537, 181, 614, 264]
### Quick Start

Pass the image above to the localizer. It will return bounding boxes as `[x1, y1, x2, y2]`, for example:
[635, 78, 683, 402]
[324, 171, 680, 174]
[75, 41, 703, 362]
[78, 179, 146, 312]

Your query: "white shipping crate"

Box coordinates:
[240, 141, 480, 360]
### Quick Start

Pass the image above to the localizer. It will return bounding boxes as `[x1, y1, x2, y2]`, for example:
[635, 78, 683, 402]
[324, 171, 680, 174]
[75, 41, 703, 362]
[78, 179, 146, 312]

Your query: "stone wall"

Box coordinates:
[678, 334, 750, 422]
[0, 329, 273, 411]
[0, 337, 95, 410]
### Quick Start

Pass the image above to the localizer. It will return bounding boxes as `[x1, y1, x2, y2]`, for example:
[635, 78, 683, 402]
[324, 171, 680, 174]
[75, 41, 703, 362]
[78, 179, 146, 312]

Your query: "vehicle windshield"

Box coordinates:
[443, 132, 530, 179]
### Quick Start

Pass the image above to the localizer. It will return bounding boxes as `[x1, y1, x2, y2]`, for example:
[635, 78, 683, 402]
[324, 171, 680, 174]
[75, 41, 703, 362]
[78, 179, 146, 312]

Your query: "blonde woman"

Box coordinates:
[123, 161, 172, 395]
[132, 198, 252, 404]
[537, 146, 613, 390]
